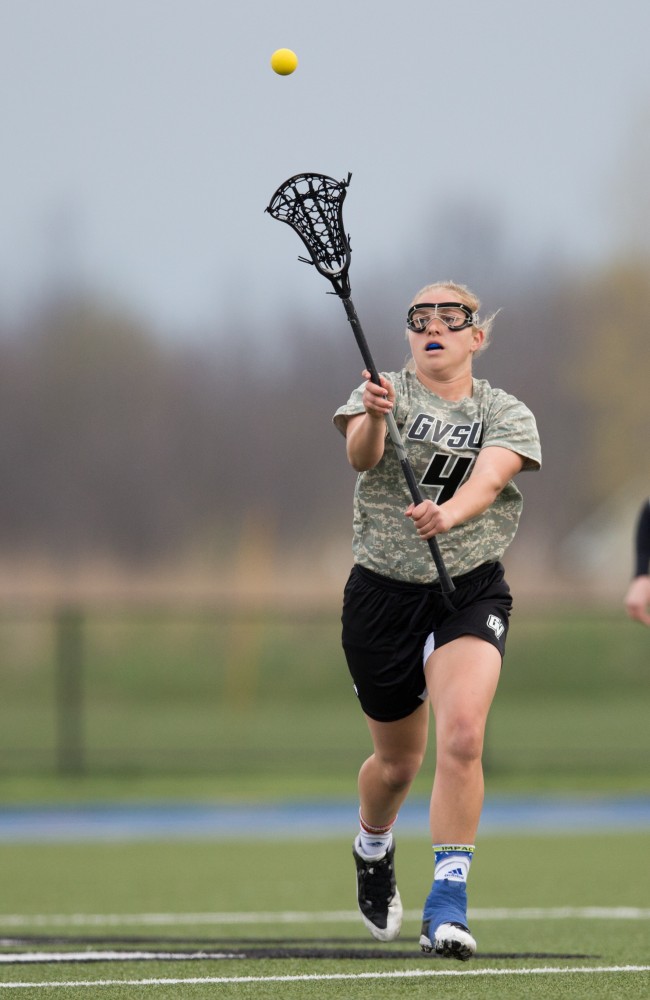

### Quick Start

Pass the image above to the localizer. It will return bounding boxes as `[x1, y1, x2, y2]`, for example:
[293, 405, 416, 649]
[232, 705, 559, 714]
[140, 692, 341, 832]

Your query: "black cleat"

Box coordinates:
[352, 841, 403, 942]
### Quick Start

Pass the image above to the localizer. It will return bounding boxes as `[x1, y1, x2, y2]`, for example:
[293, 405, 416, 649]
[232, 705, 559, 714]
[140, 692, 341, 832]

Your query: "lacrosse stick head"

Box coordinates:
[265, 172, 353, 298]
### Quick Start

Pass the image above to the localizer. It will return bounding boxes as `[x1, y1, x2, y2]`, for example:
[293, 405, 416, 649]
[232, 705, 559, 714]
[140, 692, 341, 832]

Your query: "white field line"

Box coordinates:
[1, 906, 650, 928]
[0, 951, 245, 964]
[1, 966, 650, 989]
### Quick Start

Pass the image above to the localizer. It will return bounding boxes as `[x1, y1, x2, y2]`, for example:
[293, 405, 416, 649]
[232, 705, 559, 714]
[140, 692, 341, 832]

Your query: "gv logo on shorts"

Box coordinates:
[486, 614, 505, 638]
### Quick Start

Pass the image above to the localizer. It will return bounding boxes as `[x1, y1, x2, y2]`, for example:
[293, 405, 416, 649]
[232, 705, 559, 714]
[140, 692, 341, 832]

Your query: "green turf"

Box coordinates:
[0, 606, 648, 994]
[0, 834, 649, 997]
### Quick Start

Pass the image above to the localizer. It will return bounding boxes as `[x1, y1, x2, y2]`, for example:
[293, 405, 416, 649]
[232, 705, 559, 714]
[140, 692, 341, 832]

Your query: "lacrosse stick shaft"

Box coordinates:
[341, 296, 455, 594]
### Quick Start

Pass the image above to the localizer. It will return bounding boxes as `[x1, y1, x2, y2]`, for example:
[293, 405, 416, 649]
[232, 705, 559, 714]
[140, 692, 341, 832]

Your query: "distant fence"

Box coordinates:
[0, 604, 353, 776]
[1, 603, 648, 784]
[54, 606, 84, 774]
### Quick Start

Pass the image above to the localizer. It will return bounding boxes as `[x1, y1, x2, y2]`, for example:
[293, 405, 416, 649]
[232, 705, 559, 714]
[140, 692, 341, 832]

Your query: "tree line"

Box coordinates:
[0, 249, 647, 582]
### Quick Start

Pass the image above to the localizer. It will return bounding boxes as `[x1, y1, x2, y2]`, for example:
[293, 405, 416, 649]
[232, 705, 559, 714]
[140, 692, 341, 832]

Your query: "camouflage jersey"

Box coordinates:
[333, 370, 541, 584]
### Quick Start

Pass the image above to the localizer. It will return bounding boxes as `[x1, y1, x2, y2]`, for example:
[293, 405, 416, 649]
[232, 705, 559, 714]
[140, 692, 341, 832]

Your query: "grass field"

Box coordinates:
[0, 604, 648, 995]
[0, 605, 648, 799]
[0, 833, 649, 997]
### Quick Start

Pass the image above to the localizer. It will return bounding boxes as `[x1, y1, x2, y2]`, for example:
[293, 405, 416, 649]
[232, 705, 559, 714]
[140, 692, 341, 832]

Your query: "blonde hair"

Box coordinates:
[406, 280, 498, 355]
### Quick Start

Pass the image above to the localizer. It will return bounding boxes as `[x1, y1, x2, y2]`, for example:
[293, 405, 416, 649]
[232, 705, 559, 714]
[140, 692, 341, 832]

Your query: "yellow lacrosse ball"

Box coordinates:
[270, 48, 298, 75]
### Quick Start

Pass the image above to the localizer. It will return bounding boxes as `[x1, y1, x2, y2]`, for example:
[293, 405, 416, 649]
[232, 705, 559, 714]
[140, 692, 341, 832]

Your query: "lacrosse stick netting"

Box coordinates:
[266, 172, 353, 296]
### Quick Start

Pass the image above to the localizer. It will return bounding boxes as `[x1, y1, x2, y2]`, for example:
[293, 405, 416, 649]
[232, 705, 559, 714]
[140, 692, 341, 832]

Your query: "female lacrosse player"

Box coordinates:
[624, 497, 650, 625]
[333, 281, 541, 960]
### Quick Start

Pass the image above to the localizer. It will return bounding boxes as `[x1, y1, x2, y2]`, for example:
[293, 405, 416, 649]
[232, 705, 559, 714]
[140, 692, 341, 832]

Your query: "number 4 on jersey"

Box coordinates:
[420, 453, 474, 504]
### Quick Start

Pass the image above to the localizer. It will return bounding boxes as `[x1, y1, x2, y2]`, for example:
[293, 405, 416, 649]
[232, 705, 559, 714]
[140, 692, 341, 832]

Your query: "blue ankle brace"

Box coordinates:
[422, 879, 468, 931]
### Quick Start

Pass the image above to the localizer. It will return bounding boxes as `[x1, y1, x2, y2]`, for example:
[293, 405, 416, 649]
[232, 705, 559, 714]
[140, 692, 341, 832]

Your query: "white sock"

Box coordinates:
[433, 843, 475, 883]
[356, 812, 396, 860]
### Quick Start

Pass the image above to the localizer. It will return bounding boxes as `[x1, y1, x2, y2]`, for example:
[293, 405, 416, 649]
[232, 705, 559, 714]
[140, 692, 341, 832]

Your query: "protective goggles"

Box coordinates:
[406, 302, 477, 332]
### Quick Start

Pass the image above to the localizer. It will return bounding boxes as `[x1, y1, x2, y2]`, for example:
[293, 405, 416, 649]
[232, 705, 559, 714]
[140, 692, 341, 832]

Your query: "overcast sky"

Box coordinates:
[1, 0, 649, 335]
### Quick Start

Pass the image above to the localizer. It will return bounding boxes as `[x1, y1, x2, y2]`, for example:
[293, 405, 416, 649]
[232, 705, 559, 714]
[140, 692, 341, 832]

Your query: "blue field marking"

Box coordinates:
[0, 795, 649, 842]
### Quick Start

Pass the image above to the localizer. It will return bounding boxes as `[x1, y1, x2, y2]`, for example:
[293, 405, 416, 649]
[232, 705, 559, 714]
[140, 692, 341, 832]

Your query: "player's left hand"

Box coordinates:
[624, 575, 650, 626]
[405, 499, 454, 538]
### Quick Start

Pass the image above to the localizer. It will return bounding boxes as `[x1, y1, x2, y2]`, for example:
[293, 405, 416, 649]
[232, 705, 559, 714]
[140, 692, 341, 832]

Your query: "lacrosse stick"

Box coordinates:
[266, 172, 455, 594]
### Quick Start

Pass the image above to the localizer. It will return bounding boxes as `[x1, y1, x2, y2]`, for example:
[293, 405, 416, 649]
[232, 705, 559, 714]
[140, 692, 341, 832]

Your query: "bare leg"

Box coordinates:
[358, 702, 429, 828]
[352, 702, 429, 942]
[417, 636, 500, 959]
[425, 635, 501, 843]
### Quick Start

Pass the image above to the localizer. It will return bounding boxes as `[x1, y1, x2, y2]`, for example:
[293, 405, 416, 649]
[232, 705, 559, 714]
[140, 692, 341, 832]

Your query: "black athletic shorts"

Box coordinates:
[341, 561, 512, 722]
